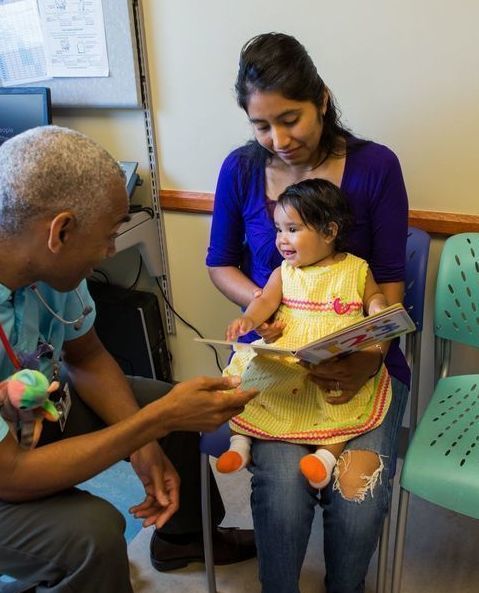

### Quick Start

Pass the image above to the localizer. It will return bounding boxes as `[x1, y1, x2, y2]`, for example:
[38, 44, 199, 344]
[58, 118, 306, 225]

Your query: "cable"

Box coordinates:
[126, 254, 143, 290]
[128, 204, 154, 218]
[90, 268, 110, 284]
[155, 278, 224, 373]
[90, 253, 142, 291]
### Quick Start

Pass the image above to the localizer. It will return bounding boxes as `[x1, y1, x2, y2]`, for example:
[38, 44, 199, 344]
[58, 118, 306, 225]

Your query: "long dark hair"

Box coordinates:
[235, 33, 350, 165]
[277, 178, 353, 252]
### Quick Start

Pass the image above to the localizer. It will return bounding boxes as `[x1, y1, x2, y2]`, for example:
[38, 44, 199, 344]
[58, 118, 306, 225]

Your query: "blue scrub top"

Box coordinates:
[0, 279, 95, 442]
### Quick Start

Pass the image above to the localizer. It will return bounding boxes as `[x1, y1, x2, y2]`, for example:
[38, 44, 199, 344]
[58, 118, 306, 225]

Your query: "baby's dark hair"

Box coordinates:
[276, 178, 353, 251]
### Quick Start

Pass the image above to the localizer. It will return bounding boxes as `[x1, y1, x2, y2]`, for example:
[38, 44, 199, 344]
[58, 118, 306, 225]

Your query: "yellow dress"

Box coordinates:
[225, 254, 392, 445]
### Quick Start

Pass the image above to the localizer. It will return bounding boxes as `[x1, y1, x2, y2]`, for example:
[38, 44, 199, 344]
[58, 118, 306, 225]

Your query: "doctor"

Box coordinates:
[0, 126, 257, 593]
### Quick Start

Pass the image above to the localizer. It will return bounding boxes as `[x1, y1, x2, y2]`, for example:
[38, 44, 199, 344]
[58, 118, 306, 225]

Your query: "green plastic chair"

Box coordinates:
[391, 233, 479, 593]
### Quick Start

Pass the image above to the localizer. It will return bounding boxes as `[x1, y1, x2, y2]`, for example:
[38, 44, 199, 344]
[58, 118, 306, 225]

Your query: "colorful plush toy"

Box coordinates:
[0, 369, 60, 449]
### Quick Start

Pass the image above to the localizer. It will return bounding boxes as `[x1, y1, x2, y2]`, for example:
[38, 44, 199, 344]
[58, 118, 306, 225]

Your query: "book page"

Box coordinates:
[194, 337, 295, 357]
[195, 304, 415, 365]
[296, 304, 415, 364]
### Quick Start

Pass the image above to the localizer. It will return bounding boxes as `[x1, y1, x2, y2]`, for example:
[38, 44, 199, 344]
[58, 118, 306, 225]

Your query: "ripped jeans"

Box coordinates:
[249, 377, 408, 593]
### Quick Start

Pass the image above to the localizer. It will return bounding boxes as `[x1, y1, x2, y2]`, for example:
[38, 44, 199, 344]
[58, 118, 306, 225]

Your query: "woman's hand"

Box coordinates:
[227, 314, 285, 343]
[300, 349, 382, 404]
[256, 320, 286, 343]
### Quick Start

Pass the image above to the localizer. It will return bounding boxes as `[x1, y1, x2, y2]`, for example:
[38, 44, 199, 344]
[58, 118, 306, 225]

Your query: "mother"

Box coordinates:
[207, 32, 410, 593]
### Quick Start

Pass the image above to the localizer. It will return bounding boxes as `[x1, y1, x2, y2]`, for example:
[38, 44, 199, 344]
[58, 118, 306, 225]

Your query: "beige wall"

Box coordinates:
[57, 1, 479, 389]
[145, 0, 479, 212]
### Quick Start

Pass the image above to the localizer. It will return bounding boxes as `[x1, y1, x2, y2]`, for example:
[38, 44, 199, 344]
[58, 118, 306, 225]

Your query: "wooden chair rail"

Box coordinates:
[159, 189, 478, 236]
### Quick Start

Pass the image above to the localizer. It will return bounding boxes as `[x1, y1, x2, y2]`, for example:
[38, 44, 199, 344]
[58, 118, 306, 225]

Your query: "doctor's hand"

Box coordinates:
[155, 375, 259, 435]
[129, 442, 180, 529]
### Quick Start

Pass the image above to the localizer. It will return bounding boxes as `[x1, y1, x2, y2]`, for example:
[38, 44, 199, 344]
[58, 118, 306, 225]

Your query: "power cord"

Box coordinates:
[126, 254, 143, 290]
[155, 278, 224, 373]
[89, 257, 142, 291]
[128, 204, 154, 218]
[90, 268, 110, 284]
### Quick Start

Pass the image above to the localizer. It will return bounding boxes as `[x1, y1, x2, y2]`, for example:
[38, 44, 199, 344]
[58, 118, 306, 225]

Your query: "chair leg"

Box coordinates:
[376, 503, 391, 593]
[200, 452, 218, 593]
[391, 488, 411, 593]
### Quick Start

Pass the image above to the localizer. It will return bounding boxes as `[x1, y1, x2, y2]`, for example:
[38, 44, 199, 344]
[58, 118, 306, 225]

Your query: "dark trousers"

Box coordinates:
[0, 376, 225, 592]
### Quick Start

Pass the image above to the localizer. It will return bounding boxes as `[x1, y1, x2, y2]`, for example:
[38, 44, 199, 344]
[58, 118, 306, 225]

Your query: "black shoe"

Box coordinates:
[150, 527, 256, 572]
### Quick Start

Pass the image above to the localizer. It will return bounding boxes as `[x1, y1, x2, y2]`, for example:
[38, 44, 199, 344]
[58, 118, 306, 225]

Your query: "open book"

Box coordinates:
[195, 303, 415, 365]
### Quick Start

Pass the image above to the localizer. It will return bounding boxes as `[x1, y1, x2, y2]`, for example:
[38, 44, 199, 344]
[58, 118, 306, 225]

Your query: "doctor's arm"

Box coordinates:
[0, 336, 257, 506]
[62, 327, 142, 424]
[63, 328, 182, 526]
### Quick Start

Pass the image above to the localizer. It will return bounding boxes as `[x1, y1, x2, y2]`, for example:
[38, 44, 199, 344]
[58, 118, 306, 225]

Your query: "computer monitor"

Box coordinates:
[0, 87, 52, 146]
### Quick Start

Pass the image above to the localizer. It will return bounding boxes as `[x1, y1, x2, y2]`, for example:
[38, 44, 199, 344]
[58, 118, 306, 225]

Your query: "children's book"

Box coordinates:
[195, 303, 415, 365]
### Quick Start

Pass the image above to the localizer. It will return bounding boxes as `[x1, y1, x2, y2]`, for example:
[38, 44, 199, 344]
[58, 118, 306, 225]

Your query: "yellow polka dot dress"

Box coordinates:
[225, 254, 392, 445]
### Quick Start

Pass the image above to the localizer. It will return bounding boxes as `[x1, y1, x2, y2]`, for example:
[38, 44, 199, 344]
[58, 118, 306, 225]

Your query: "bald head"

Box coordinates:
[0, 125, 126, 236]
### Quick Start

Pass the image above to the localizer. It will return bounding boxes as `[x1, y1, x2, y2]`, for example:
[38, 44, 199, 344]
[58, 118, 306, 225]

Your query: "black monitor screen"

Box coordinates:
[0, 87, 52, 147]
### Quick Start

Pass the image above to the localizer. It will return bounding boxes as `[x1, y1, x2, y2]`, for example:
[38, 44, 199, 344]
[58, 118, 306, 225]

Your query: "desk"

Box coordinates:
[115, 211, 163, 277]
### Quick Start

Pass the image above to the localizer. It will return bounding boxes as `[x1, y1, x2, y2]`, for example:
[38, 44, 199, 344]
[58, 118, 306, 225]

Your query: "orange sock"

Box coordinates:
[216, 435, 251, 474]
[300, 455, 327, 483]
[299, 449, 337, 489]
[216, 451, 244, 473]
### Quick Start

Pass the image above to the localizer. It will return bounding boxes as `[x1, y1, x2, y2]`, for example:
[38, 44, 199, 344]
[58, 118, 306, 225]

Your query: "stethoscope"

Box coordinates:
[30, 284, 93, 331]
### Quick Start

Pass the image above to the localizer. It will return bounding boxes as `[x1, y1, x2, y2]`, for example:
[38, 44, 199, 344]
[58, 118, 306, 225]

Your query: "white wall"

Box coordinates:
[57, 0, 479, 388]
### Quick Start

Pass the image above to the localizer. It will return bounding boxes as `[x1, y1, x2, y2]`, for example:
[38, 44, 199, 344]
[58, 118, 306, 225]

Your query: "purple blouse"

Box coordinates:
[207, 137, 410, 386]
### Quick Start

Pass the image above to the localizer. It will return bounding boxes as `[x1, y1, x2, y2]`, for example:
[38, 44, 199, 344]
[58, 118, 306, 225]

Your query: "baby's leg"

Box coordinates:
[216, 431, 252, 473]
[299, 442, 346, 489]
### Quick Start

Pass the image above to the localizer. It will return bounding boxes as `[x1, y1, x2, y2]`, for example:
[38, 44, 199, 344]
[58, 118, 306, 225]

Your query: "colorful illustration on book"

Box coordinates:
[195, 303, 415, 366]
[298, 316, 409, 363]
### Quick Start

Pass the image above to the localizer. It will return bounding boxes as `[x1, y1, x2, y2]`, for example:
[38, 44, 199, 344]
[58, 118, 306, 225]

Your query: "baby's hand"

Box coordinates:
[226, 317, 256, 341]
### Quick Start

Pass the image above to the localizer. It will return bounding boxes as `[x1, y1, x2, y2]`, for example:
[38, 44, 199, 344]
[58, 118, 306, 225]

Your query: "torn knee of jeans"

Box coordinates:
[332, 450, 385, 503]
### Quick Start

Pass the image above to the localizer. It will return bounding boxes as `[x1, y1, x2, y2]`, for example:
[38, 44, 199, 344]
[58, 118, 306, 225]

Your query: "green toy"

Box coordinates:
[0, 369, 60, 449]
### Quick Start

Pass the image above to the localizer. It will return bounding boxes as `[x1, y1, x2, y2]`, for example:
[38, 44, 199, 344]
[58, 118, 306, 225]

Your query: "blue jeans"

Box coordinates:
[249, 377, 408, 593]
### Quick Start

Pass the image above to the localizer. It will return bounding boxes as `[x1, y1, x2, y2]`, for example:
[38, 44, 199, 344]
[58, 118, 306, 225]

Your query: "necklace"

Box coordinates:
[306, 149, 329, 171]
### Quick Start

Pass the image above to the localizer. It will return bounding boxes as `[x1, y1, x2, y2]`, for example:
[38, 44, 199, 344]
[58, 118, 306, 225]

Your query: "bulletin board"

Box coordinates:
[18, 0, 142, 108]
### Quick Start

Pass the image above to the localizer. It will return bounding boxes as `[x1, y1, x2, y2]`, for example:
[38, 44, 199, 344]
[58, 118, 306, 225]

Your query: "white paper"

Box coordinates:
[37, 0, 109, 78]
[0, 0, 51, 86]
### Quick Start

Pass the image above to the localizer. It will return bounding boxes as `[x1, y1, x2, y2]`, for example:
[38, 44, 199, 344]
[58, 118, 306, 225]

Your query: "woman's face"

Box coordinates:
[246, 90, 324, 168]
